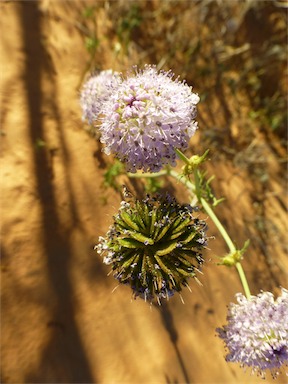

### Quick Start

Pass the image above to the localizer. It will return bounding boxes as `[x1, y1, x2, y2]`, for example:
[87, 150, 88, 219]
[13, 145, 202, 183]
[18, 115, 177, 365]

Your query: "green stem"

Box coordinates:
[169, 169, 236, 252]
[170, 169, 251, 298]
[175, 148, 191, 164]
[128, 167, 251, 298]
[236, 262, 251, 299]
[200, 198, 236, 253]
[128, 170, 167, 179]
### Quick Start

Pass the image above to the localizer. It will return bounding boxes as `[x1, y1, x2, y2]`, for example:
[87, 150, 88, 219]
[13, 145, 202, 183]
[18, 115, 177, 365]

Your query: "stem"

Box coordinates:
[174, 148, 191, 164]
[170, 169, 251, 298]
[170, 169, 236, 253]
[128, 170, 167, 179]
[200, 198, 236, 253]
[236, 262, 251, 299]
[169, 169, 195, 191]
[127, 166, 251, 298]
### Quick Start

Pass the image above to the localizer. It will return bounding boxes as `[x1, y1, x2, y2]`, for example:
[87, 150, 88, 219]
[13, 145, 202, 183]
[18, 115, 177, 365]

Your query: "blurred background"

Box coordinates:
[1, 1, 287, 383]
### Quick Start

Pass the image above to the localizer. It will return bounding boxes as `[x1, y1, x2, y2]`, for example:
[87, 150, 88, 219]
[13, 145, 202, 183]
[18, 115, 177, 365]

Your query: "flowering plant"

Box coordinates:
[81, 65, 287, 379]
[217, 289, 288, 379]
[89, 65, 199, 172]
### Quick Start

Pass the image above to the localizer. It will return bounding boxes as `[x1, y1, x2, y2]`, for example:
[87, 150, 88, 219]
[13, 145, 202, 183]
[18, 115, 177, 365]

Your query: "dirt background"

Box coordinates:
[1, 1, 287, 383]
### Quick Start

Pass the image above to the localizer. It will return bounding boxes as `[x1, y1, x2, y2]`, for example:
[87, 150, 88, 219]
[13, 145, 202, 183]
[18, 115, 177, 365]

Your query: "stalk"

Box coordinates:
[128, 165, 252, 298]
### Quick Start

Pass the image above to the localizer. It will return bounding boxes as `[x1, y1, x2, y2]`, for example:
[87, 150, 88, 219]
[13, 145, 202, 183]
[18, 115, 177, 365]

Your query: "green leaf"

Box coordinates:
[120, 253, 139, 270]
[154, 255, 172, 275]
[118, 238, 143, 249]
[180, 231, 197, 244]
[155, 241, 179, 256]
[149, 208, 157, 237]
[85, 37, 99, 53]
[125, 231, 154, 245]
[171, 217, 191, 234]
[154, 221, 174, 242]
[120, 211, 140, 231]
[176, 267, 195, 277]
[169, 229, 186, 240]
[82, 6, 95, 19]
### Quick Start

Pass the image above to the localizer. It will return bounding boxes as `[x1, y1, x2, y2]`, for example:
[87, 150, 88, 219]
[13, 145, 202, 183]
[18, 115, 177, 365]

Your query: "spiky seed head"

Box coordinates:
[96, 189, 207, 303]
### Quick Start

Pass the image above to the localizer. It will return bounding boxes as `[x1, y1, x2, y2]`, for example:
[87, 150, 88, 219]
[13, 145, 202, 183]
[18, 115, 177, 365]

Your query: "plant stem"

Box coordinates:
[128, 167, 251, 298]
[200, 197, 236, 253]
[128, 170, 167, 179]
[175, 148, 191, 164]
[169, 170, 236, 252]
[170, 169, 251, 298]
[236, 262, 251, 299]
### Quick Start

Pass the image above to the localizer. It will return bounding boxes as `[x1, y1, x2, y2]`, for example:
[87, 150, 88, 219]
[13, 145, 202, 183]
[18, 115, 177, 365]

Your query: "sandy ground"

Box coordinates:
[1, 2, 287, 383]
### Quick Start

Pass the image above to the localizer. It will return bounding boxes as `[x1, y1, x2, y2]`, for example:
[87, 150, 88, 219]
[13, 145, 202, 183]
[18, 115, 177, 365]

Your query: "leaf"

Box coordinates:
[126, 231, 154, 245]
[154, 255, 172, 275]
[180, 231, 197, 244]
[155, 241, 179, 256]
[176, 267, 195, 278]
[154, 221, 174, 242]
[118, 238, 143, 249]
[149, 208, 158, 237]
[120, 211, 140, 231]
[171, 217, 191, 234]
[120, 253, 139, 270]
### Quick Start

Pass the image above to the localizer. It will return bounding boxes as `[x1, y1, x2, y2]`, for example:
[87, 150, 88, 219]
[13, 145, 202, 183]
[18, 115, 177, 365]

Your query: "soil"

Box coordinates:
[1, 2, 287, 384]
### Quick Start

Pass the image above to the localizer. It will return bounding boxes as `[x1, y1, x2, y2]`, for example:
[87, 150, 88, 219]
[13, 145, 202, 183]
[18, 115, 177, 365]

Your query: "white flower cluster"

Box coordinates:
[217, 288, 288, 378]
[80, 65, 200, 172]
[99, 65, 200, 172]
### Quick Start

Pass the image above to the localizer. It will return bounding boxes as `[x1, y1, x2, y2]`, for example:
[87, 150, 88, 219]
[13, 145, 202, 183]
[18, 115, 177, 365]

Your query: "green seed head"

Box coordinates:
[96, 189, 208, 303]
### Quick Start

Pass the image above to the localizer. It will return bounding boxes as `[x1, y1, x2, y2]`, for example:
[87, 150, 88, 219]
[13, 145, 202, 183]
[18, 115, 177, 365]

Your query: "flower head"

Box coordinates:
[80, 69, 121, 125]
[99, 65, 200, 173]
[96, 189, 207, 303]
[217, 288, 288, 378]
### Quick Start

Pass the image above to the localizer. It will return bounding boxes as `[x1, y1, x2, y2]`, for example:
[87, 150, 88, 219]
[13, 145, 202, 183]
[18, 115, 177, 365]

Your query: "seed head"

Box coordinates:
[96, 189, 207, 303]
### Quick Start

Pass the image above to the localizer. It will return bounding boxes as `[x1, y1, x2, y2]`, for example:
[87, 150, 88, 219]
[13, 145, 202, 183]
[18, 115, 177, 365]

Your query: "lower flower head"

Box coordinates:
[99, 65, 200, 173]
[80, 69, 121, 125]
[96, 189, 207, 303]
[217, 288, 288, 379]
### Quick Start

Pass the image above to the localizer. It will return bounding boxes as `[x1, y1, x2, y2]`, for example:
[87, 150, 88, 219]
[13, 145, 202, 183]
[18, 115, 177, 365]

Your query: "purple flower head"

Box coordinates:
[99, 65, 200, 173]
[217, 288, 288, 379]
[80, 69, 121, 125]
